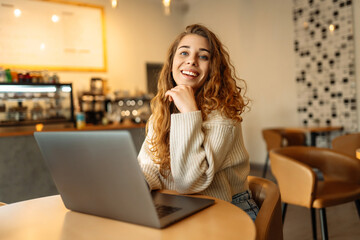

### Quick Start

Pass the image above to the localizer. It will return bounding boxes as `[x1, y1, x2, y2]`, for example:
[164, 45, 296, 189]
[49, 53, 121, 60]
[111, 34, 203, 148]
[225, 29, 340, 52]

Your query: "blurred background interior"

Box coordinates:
[0, 0, 359, 239]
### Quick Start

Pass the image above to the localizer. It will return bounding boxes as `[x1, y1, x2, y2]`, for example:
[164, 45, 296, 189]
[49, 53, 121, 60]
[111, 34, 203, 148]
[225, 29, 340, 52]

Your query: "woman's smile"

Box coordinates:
[181, 69, 199, 77]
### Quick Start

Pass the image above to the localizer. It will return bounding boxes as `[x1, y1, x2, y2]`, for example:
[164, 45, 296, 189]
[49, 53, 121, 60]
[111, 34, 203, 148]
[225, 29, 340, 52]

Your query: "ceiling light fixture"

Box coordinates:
[14, 8, 21, 17]
[51, 14, 60, 23]
[162, 0, 171, 16]
[111, 0, 118, 8]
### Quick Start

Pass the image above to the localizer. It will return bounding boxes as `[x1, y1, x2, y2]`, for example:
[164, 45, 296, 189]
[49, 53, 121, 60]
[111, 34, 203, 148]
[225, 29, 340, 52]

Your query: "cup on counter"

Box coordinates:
[76, 112, 86, 130]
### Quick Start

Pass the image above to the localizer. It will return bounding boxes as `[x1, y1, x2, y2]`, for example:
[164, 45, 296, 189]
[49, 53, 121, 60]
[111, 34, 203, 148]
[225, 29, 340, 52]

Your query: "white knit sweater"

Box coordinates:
[137, 110, 250, 202]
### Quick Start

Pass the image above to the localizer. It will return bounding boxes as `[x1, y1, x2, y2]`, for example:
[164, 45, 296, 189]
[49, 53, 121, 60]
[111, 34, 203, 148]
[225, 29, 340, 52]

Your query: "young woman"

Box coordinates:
[137, 24, 259, 220]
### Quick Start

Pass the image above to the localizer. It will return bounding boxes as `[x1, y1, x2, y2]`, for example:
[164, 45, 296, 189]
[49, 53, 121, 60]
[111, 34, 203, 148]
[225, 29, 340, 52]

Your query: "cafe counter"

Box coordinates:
[0, 122, 146, 204]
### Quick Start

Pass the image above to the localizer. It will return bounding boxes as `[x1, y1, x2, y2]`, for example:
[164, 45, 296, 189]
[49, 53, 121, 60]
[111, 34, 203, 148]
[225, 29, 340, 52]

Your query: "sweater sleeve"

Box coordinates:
[170, 111, 235, 193]
[137, 121, 162, 191]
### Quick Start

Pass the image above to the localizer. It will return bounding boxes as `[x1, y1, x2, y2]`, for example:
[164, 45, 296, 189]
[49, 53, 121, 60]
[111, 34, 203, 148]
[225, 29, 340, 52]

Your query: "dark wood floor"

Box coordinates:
[250, 164, 360, 240]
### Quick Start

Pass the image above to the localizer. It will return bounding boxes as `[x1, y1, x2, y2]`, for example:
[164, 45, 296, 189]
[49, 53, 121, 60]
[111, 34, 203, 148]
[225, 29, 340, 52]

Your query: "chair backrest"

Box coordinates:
[272, 146, 360, 183]
[248, 176, 283, 240]
[270, 146, 360, 207]
[262, 128, 306, 152]
[269, 147, 316, 207]
[332, 133, 360, 158]
[262, 128, 283, 152]
[282, 130, 306, 146]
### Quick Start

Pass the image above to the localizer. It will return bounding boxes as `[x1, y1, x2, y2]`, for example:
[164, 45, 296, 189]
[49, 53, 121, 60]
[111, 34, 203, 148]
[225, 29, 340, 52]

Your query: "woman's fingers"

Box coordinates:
[165, 91, 173, 101]
[165, 85, 198, 113]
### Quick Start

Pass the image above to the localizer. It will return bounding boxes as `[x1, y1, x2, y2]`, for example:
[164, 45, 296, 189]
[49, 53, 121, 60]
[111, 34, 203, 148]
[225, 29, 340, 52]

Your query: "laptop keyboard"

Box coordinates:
[155, 204, 182, 218]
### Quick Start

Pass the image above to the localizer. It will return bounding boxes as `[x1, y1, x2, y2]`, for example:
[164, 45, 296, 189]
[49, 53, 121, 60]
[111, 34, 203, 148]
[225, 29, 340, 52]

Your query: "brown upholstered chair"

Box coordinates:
[283, 130, 307, 146]
[262, 128, 306, 178]
[332, 132, 360, 158]
[269, 146, 360, 240]
[248, 176, 283, 240]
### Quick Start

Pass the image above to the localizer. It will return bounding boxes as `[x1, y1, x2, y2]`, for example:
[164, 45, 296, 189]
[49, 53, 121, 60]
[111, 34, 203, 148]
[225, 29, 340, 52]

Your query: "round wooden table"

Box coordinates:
[0, 194, 256, 240]
[285, 126, 343, 146]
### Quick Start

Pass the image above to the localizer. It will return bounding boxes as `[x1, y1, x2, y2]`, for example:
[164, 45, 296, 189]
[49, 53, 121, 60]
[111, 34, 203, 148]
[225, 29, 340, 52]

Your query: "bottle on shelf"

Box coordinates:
[0, 69, 62, 84]
[5, 69, 12, 83]
[10, 71, 19, 83]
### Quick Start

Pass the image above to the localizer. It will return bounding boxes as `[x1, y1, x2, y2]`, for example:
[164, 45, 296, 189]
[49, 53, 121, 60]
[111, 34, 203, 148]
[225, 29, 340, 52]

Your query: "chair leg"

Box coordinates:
[282, 203, 288, 226]
[355, 199, 360, 218]
[311, 208, 317, 240]
[262, 153, 269, 178]
[319, 208, 328, 240]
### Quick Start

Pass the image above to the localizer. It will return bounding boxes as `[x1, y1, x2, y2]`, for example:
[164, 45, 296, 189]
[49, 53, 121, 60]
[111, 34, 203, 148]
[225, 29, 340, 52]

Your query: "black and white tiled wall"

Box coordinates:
[293, 0, 357, 144]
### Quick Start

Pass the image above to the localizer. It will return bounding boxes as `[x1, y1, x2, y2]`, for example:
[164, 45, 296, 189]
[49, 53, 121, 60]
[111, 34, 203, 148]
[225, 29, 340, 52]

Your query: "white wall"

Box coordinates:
[184, 0, 298, 164]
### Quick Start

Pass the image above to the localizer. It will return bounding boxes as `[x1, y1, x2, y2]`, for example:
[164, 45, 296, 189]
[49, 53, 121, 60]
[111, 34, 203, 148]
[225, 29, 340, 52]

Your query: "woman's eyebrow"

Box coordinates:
[178, 45, 190, 50]
[178, 45, 210, 53]
[199, 48, 210, 53]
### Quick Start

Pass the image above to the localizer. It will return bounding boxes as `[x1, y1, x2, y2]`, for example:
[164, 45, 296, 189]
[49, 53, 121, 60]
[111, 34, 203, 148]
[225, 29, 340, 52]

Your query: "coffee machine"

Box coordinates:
[79, 78, 106, 125]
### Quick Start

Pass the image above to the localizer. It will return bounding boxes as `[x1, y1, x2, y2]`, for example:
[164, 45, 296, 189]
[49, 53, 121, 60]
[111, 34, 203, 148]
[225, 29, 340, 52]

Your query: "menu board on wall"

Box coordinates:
[0, 0, 106, 72]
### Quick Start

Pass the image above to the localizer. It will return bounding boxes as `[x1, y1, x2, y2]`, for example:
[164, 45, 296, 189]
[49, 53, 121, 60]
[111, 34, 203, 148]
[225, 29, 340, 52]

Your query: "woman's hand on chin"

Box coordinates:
[165, 85, 199, 113]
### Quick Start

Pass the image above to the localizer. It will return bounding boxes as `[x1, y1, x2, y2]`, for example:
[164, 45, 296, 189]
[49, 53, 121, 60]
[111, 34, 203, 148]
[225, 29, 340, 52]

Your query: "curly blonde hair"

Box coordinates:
[147, 24, 249, 177]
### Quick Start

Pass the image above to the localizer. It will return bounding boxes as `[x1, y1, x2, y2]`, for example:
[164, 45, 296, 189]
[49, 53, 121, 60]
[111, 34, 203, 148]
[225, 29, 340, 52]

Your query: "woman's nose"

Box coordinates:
[186, 55, 197, 66]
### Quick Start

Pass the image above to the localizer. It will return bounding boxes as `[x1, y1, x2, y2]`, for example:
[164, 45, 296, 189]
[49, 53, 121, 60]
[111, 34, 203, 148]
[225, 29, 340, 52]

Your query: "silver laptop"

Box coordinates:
[34, 130, 214, 229]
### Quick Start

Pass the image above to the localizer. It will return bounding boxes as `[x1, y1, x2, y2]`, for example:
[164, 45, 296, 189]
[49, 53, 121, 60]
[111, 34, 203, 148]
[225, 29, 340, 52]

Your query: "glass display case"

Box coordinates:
[0, 83, 74, 128]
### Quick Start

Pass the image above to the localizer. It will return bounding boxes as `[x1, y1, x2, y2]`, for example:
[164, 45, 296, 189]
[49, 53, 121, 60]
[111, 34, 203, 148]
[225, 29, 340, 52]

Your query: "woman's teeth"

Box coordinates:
[181, 70, 198, 77]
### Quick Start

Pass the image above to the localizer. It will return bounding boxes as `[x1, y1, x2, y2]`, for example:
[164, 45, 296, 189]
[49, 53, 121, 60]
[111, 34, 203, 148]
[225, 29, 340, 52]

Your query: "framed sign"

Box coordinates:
[0, 0, 107, 72]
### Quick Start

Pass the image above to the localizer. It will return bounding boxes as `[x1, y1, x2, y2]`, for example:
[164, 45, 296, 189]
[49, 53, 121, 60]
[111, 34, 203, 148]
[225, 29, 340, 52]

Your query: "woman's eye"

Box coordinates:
[180, 51, 188, 56]
[199, 55, 209, 60]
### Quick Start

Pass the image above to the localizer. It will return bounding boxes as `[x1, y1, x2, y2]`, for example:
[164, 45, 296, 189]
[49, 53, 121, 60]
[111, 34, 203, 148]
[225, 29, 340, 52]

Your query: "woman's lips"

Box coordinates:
[181, 70, 199, 77]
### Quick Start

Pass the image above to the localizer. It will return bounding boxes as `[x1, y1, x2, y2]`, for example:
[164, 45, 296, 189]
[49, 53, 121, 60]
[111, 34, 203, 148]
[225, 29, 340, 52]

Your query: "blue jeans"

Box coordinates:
[231, 190, 259, 221]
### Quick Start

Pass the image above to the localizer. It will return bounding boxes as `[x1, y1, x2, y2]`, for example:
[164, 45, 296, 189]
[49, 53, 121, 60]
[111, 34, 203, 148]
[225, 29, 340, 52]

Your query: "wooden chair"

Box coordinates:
[270, 146, 360, 240]
[248, 176, 283, 240]
[262, 128, 306, 178]
[332, 132, 360, 158]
